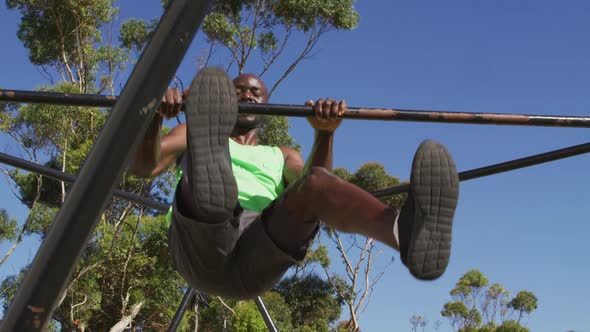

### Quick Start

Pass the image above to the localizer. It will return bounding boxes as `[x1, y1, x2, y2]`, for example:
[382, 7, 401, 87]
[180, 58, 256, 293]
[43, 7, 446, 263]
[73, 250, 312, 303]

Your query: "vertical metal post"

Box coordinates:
[0, 0, 212, 330]
[167, 288, 197, 332]
[255, 296, 279, 332]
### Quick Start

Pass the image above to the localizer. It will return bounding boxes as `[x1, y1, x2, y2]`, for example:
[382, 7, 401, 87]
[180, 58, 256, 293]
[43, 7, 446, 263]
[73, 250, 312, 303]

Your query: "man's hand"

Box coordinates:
[158, 87, 183, 119]
[306, 98, 346, 133]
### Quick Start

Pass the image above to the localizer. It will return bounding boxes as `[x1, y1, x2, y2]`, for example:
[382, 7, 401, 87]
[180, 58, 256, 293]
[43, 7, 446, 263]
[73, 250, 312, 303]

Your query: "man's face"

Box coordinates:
[232, 74, 269, 131]
[233, 74, 269, 104]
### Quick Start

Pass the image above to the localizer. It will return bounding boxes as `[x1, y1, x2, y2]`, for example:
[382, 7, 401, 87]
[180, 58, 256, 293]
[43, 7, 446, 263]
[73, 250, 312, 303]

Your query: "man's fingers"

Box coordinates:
[330, 99, 339, 119]
[173, 88, 183, 114]
[339, 100, 347, 116]
[315, 98, 325, 121]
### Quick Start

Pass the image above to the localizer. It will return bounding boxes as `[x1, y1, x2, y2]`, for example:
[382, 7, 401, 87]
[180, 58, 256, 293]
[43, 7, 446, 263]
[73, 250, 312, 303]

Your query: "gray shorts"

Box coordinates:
[168, 192, 317, 299]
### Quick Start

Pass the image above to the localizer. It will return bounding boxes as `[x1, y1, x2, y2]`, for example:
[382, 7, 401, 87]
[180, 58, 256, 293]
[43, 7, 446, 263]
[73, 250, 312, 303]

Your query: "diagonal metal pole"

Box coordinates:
[2, 89, 590, 128]
[255, 296, 279, 332]
[372, 141, 590, 198]
[0, 0, 212, 330]
[167, 288, 197, 332]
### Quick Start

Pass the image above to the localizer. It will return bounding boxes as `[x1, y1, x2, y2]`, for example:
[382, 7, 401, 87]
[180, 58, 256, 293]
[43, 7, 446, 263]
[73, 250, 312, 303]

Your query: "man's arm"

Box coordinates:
[280, 98, 345, 185]
[128, 88, 186, 178]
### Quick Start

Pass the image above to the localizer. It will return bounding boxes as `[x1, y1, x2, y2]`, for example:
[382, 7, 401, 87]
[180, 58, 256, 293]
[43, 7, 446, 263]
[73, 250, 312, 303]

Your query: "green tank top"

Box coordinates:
[166, 139, 285, 225]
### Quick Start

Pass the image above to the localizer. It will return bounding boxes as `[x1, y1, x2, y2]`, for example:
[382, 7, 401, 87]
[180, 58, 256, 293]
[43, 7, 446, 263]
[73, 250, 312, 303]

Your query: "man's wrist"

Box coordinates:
[315, 129, 335, 137]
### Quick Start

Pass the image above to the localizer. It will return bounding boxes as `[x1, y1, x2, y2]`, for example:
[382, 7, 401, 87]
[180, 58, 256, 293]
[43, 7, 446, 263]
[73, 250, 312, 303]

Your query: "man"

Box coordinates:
[129, 67, 459, 299]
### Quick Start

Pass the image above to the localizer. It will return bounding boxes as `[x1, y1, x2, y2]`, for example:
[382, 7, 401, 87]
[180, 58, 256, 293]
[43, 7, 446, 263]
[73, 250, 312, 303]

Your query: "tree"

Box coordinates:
[410, 314, 428, 332]
[0, 209, 18, 246]
[275, 274, 342, 331]
[508, 291, 538, 325]
[2, 1, 183, 329]
[6, 0, 125, 93]
[438, 270, 538, 332]
[200, 0, 359, 95]
[320, 163, 403, 331]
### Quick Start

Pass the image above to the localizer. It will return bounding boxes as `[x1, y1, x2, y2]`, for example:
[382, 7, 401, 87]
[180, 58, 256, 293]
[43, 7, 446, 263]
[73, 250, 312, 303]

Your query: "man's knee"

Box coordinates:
[305, 166, 335, 191]
[284, 166, 336, 219]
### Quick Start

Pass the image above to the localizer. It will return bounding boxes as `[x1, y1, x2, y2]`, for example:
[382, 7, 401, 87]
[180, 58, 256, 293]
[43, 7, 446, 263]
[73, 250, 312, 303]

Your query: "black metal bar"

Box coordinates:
[372, 141, 590, 198]
[167, 288, 196, 332]
[0, 89, 117, 107]
[242, 104, 590, 128]
[255, 296, 279, 332]
[0, 0, 212, 330]
[0, 151, 169, 211]
[3, 89, 590, 128]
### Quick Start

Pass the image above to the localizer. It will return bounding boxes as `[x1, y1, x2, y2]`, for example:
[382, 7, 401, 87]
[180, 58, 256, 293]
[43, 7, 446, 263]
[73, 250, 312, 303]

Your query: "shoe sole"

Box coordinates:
[184, 67, 238, 219]
[406, 140, 459, 280]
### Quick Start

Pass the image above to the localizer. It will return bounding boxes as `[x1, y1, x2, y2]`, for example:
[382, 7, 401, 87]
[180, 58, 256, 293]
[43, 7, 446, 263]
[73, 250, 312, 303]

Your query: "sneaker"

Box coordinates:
[183, 67, 238, 220]
[398, 140, 459, 280]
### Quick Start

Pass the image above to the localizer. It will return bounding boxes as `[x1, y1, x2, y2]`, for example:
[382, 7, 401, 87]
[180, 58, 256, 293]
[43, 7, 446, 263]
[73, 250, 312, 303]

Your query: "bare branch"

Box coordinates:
[70, 294, 88, 326]
[109, 301, 144, 332]
[269, 21, 331, 97]
[120, 208, 144, 303]
[354, 238, 374, 314]
[259, 26, 292, 77]
[217, 297, 236, 315]
[334, 231, 355, 280]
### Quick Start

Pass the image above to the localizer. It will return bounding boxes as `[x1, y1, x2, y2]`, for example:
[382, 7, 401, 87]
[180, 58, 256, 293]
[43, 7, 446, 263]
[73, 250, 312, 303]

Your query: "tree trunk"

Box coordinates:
[193, 301, 199, 332]
[109, 301, 144, 332]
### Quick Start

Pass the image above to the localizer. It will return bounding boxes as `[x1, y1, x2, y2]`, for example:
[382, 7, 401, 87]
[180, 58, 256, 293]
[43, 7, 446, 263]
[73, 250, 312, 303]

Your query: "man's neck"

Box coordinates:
[231, 128, 258, 145]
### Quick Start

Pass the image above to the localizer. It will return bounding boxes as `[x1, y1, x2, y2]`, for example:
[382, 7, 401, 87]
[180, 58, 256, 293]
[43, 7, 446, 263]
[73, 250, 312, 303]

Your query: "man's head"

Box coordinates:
[232, 73, 269, 132]
[233, 73, 269, 103]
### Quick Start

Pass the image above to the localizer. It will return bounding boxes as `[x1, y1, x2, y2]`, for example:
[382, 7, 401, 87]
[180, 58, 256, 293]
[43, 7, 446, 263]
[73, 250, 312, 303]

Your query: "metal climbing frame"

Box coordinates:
[0, 0, 588, 330]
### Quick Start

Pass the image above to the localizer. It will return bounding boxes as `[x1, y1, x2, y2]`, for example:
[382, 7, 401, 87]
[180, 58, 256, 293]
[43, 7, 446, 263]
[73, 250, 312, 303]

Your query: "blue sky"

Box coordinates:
[1, 1, 590, 331]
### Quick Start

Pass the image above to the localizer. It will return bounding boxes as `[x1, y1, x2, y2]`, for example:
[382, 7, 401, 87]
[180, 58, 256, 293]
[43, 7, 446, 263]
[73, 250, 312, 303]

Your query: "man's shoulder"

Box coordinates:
[278, 146, 302, 160]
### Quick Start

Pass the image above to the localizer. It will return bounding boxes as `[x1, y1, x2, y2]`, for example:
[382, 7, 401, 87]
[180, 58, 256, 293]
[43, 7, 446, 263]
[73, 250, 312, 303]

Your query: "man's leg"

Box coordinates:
[168, 67, 247, 297]
[273, 141, 459, 280]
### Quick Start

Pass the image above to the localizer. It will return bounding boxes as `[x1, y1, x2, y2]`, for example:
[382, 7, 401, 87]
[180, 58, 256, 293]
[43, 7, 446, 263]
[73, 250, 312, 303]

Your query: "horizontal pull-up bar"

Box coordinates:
[372, 141, 590, 198]
[2, 89, 589, 128]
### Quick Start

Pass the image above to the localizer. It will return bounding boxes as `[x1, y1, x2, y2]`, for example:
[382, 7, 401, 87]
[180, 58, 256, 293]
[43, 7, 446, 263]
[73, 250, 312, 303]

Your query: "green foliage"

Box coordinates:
[261, 291, 294, 331]
[258, 115, 299, 149]
[335, 162, 404, 210]
[275, 274, 342, 330]
[440, 270, 538, 331]
[199, 0, 359, 98]
[273, 0, 359, 31]
[0, 209, 18, 242]
[508, 291, 538, 323]
[0, 267, 27, 312]
[0, 101, 17, 131]
[442, 301, 469, 329]
[302, 244, 330, 269]
[119, 18, 158, 55]
[451, 269, 489, 311]
[231, 301, 268, 332]
[6, 0, 121, 91]
[20, 202, 59, 239]
[6, 0, 115, 65]
[495, 320, 530, 332]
